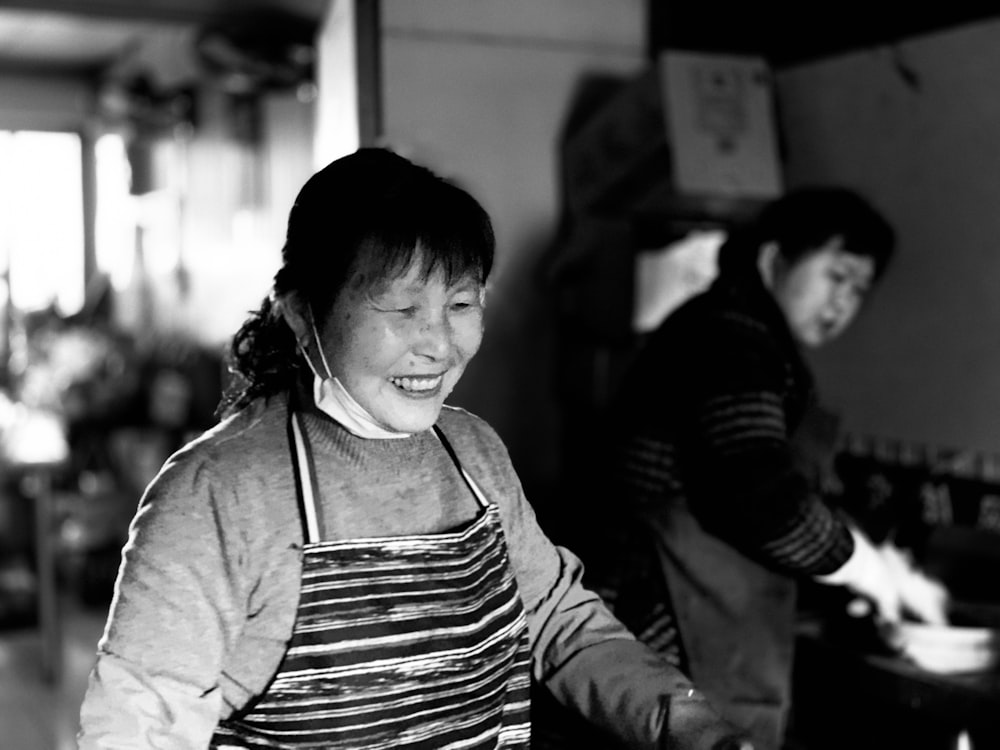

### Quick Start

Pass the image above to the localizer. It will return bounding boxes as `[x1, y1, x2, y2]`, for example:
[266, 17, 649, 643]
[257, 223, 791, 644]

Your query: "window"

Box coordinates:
[0, 130, 85, 316]
[94, 132, 136, 291]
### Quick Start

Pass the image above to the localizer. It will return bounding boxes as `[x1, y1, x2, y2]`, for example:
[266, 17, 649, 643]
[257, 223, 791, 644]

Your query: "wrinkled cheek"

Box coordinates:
[826, 307, 857, 341]
[459, 318, 485, 361]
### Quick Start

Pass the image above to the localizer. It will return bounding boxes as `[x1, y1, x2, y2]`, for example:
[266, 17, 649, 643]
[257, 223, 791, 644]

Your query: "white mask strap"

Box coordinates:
[307, 307, 335, 380]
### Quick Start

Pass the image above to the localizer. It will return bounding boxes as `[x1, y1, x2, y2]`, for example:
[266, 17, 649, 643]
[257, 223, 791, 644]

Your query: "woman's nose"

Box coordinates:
[413, 312, 452, 358]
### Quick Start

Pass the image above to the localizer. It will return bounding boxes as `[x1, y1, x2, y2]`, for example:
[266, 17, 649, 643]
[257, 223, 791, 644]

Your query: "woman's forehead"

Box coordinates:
[828, 242, 876, 277]
[352, 256, 480, 295]
[809, 236, 873, 269]
[352, 245, 480, 291]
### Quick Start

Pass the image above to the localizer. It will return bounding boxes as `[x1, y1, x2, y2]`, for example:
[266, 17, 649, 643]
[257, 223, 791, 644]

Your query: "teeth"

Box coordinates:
[391, 375, 441, 392]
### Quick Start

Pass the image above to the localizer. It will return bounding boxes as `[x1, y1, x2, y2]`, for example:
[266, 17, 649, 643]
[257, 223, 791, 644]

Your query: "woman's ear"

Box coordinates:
[757, 241, 781, 290]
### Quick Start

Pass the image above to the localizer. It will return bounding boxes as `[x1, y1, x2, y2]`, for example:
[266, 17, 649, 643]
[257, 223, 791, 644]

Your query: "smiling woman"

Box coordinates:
[76, 147, 753, 750]
[275, 249, 486, 436]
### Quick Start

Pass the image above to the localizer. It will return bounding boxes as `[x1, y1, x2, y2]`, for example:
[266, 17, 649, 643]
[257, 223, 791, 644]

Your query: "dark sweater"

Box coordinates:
[605, 273, 853, 581]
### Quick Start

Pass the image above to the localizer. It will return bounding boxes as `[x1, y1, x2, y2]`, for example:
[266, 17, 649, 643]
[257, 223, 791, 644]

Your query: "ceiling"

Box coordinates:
[0, 0, 329, 76]
[2, 1, 1000, 78]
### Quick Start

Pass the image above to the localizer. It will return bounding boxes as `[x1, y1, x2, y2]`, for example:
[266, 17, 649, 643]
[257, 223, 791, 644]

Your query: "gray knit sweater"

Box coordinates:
[77, 391, 707, 749]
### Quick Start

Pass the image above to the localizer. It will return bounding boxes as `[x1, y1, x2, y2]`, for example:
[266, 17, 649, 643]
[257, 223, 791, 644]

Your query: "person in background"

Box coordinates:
[582, 188, 950, 750]
[77, 147, 752, 750]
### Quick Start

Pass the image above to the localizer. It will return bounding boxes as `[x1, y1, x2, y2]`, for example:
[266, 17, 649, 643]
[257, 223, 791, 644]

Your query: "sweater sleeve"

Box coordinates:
[77, 445, 249, 749]
[677, 317, 853, 576]
[470, 423, 747, 749]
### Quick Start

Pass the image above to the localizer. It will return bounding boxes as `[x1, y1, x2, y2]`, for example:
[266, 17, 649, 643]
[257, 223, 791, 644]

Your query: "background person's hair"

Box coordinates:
[218, 147, 495, 417]
[716, 186, 896, 282]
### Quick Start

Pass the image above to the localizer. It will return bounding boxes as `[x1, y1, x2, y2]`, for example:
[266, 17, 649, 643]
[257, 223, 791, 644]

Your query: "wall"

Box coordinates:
[314, 0, 360, 165]
[776, 19, 1000, 455]
[379, 0, 647, 499]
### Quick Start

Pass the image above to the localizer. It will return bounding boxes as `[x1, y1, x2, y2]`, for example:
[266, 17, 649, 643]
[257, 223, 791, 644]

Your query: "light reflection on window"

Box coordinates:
[0, 130, 84, 315]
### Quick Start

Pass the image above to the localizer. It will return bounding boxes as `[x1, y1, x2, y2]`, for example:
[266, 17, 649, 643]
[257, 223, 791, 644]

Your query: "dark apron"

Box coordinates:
[211, 414, 531, 748]
[648, 500, 796, 750]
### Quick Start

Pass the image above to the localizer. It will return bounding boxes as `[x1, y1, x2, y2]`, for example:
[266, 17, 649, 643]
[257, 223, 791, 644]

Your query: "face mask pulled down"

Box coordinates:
[301, 315, 411, 440]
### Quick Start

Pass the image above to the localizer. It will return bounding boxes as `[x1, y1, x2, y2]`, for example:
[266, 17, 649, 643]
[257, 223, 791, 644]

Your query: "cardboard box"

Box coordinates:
[660, 50, 782, 198]
[561, 50, 782, 214]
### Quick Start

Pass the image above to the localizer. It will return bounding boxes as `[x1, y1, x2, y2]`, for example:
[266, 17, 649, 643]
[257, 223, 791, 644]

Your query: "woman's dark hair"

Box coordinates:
[217, 147, 495, 416]
[716, 186, 895, 282]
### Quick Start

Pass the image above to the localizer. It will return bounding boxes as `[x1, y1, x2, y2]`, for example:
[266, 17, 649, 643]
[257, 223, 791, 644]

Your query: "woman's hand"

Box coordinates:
[878, 543, 950, 625]
[814, 525, 903, 624]
[662, 692, 755, 750]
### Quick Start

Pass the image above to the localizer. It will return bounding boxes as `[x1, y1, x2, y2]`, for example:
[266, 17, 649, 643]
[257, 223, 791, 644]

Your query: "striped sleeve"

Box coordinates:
[682, 327, 853, 577]
[698, 392, 787, 453]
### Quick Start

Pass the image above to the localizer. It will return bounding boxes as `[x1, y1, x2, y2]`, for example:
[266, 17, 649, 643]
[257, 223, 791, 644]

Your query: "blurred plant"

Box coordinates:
[8, 309, 141, 425]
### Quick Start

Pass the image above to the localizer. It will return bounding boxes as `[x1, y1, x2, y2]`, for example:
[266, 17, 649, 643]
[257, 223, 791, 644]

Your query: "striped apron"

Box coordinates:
[211, 414, 532, 749]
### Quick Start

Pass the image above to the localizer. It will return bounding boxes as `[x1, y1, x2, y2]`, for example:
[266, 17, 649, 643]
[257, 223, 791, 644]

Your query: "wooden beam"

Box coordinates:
[355, 0, 380, 146]
[648, 0, 1000, 67]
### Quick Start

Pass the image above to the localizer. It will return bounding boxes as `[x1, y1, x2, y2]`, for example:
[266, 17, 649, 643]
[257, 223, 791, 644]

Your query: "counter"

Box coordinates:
[788, 618, 1000, 750]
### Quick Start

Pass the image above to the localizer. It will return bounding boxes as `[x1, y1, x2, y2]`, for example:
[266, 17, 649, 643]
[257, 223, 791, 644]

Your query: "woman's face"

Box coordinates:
[320, 252, 485, 433]
[770, 237, 876, 348]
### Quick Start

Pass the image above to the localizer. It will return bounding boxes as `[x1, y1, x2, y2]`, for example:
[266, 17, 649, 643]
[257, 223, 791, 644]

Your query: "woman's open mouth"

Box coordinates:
[389, 374, 444, 397]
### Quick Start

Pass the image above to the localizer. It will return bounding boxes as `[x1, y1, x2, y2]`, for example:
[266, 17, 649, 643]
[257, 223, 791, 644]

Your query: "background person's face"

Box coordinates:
[320, 252, 485, 433]
[771, 238, 876, 348]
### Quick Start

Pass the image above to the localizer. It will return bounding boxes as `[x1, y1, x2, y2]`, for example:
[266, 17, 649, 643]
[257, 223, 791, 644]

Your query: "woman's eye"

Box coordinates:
[375, 302, 415, 315]
[449, 295, 478, 311]
[828, 270, 847, 284]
